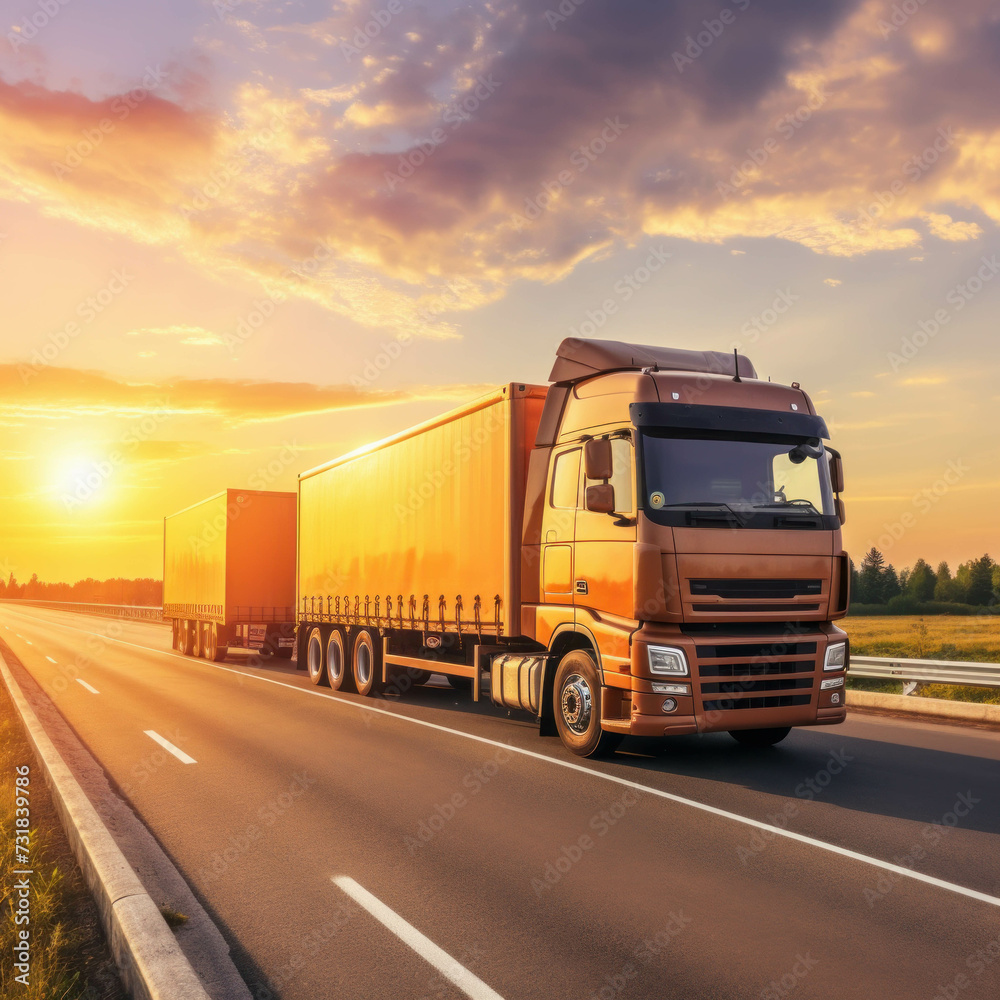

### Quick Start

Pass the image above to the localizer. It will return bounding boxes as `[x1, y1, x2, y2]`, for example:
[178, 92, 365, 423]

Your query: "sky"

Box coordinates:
[1, 0, 998, 583]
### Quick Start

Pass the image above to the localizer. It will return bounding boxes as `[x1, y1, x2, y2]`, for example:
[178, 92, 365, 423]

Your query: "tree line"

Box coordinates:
[0, 574, 162, 607]
[851, 549, 998, 613]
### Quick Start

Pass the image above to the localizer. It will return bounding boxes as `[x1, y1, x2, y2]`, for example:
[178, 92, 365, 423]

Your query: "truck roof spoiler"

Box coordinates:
[549, 338, 757, 383]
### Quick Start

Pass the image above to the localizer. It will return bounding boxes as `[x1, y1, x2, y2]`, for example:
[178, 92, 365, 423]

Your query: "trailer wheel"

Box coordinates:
[181, 621, 195, 656]
[306, 627, 326, 685]
[326, 629, 354, 691]
[171, 620, 182, 651]
[352, 629, 383, 697]
[553, 651, 622, 758]
[206, 624, 228, 663]
[729, 727, 791, 748]
[194, 623, 208, 659]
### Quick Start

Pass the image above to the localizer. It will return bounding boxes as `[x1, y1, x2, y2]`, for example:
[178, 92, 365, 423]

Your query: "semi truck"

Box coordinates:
[296, 338, 849, 756]
[164, 489, 297, 662]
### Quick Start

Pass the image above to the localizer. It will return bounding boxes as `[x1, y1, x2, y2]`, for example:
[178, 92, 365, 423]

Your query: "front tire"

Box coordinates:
[553, 650, 622, 758]
[729, 727, 791, 748]
[352, 629, 383, 697]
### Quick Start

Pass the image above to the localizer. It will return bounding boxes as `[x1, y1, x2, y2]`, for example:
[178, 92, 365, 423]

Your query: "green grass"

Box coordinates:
[0, 678, 126, 1000]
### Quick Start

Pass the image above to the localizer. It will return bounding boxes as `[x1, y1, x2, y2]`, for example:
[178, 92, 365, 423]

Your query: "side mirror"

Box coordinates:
[584, 438, 613, 481]
[834, 497, 846, 525]
[585, 484, 616, 514]
[828, 450, 844, 494]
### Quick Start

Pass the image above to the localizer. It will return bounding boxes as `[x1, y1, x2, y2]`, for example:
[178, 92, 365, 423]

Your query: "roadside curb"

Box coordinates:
[0, 656, 214, 1000]
[848, 688, 1000, 725]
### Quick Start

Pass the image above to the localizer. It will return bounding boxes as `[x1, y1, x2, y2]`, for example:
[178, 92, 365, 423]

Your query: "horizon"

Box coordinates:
[2, 0, 999, 581]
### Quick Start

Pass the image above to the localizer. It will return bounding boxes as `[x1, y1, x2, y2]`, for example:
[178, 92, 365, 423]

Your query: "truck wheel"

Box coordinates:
[194, 623, 208, 658]
[352, 629, 383, 697]
[207, 624, 228, 663]
[306, 627, 326, 685]
[171, 620, 181, 651]
[181, 621, 195, 656]
[326, 629, 355, 691]
[729, 727, 791, 748]
[553, 651, 622, 758]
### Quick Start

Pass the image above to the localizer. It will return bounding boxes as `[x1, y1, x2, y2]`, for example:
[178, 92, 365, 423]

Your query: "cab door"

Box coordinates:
[573, 434, 637, 620]
[541, 446, 580, 604]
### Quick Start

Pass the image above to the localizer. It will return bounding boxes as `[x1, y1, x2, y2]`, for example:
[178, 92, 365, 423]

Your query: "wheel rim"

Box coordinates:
[308, 634, 323, 678]
[560, 672, 593, 734]
[357, 641, 372, 686]
[328, 638, 343, 683]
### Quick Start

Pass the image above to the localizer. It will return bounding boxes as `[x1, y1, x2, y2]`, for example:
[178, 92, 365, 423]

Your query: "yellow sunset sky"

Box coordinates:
[1, 0, 998, 583]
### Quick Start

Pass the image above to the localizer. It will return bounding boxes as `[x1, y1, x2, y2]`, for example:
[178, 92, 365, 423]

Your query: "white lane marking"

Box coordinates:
[76, 679, 100, 694]
[144, 730, 197, 764]
[13, 607, 1000, 910]
[334, 877, 504, 1000]
[46, 656, 57, 664]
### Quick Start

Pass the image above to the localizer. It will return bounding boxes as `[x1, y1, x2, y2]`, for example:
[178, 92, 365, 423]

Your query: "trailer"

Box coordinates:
[296, 339, 850, 756]
[164, 489, 296, 662]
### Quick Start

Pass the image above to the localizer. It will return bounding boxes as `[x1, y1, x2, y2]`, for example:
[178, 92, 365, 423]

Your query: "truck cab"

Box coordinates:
[521, 339, 849, 755]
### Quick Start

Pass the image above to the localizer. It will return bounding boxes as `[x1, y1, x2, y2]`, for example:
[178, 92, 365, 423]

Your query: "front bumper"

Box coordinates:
[624, 622, 848, 736]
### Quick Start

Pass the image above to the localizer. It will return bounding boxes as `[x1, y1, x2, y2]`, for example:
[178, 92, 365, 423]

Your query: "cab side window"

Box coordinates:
[550, 449, 581, 509]
[609, 438, 634, 514]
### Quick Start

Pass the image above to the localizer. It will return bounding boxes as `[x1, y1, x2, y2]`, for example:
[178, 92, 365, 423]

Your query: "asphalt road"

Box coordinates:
[2, 603, 999, 1000]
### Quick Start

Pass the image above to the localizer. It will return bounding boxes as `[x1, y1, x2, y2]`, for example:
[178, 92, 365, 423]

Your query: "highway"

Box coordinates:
[2, 603, 999, 1000]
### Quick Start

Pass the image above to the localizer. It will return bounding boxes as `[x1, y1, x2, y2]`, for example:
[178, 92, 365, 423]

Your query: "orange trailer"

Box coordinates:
[163, 489, 296, 661]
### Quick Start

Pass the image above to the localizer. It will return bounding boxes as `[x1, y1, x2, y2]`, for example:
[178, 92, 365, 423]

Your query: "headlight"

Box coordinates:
[647, 645, 689, 676]
[824, 641, 846, 671]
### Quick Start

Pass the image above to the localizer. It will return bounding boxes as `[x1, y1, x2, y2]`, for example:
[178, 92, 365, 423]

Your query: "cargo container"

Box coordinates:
[164, 489, 296, 661]
[296, 338, 850, 756]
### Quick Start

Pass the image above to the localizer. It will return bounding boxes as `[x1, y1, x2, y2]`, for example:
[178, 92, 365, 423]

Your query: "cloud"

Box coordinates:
[823, 278, 842, 286]
[0, 364, 494, 427]
[3, 0, 1000, 331]
[127, 325, 226, 347]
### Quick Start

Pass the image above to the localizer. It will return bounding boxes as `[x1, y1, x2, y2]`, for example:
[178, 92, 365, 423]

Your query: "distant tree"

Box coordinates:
[967, 554, 996, 606]
[882, 565, 902, 602]
[933, 562, 964, 602]
[858, 547, 887, 603]
[906, 558, 937, 602]
[849, 558, 860, 602]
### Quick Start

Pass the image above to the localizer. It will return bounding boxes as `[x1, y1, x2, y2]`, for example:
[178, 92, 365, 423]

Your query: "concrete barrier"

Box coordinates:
[848, 688, 1000, 725]
[0, 656, 215, 1000]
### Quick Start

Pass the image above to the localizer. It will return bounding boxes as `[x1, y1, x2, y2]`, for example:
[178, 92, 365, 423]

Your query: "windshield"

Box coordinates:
[641, 433, 836, 525]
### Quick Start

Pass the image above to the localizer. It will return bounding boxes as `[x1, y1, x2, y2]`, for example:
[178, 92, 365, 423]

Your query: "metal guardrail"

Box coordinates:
[0, 599, 164, 622]
[850, 655, 1000, 690]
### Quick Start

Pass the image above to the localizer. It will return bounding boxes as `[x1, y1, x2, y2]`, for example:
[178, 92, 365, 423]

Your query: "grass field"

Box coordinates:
[842, 614, 1000, 705]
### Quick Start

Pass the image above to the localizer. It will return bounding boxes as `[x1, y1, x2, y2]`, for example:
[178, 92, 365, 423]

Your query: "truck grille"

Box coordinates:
[694, 636, 818, 715]
[690, 579, 822, 600]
